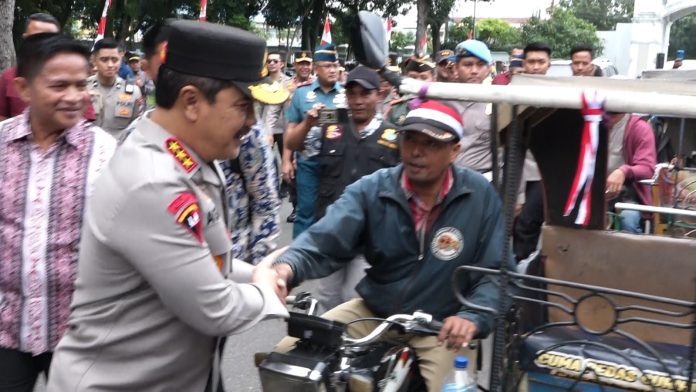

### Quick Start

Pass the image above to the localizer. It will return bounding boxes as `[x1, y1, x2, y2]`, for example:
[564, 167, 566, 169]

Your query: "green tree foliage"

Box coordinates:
[520, 8, 602, 58]
[390, 30, 415, 53]
[559, 0, 634, 31]
[444, 17, 474, 49]
[476, 18, 521, 52]
[669, 14, 696, 60]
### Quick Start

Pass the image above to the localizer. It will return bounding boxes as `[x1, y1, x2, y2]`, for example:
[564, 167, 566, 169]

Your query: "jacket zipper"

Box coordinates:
[391, 210, 429, 315]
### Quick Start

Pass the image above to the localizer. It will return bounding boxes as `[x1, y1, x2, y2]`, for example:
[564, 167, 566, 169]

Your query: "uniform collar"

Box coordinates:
[137, 113, 221, 186]
[310, 79, 341, 93]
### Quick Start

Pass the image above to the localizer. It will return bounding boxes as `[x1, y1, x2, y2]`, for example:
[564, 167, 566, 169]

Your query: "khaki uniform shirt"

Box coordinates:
[87, 75, 142, 139]
[449, 101, 493, 172]
[47, 114, 287, 391]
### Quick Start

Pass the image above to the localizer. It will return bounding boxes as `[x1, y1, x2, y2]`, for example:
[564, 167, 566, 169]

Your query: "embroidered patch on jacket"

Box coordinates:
[167, 192, 203, 243]
[431, 227, 464, 261]
[165, 138, 198, 173]
[325, 125, 342, 139]
[381, 128, 398, 142]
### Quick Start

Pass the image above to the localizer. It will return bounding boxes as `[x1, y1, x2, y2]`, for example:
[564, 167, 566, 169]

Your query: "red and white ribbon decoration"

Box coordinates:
[95, 0, 112, 42]
[563, 90, 606, 226]
[200, 0, 207, 22]
[386, 17, 392, 43]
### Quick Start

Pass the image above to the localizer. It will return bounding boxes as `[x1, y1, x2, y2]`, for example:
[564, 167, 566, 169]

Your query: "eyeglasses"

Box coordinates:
[267, 59, 280, 64]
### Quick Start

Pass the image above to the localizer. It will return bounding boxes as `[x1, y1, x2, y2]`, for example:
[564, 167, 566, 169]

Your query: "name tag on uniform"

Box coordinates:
[115, 94, 134, 118]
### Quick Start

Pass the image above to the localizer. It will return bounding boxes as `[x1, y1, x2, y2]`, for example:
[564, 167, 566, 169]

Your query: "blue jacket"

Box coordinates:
[277, 164, 514, 336]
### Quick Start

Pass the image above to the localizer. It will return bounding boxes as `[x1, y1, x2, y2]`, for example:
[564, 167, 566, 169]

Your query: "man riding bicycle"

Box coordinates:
[269, 99, 514, 391]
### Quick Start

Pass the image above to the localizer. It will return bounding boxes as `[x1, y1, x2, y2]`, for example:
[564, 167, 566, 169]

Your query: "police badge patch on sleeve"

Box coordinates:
[167, 192, 203, 243]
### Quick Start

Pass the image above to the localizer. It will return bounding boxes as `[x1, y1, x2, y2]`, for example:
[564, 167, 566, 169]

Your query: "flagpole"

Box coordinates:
[95, 0, 111, 43]
[200, 0, 207, 22]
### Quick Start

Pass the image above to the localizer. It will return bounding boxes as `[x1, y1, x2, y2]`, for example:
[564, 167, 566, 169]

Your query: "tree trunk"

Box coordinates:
[0, 0, 16, 70]
[431, 22, 442, 53]
[416, 0, 430, 55]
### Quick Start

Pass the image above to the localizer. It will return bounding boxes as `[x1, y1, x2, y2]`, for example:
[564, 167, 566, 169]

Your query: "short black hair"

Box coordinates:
[523, 42, 552, 58]
[268, 52, 285, 61]
[570, 45, 594, 58]
[17, 33, 90, 81]
[93, 38, 119, 54]
[142, 21, 172, 60]
[26, 13, 61, 32]
[155, 66, 235, 109]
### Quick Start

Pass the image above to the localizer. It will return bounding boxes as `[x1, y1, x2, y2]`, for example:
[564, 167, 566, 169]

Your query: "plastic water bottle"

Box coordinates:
[441, 356, 476, 392]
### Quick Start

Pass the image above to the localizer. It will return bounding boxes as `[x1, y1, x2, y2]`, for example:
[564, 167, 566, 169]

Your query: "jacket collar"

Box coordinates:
[5, 109, 88, 148]
[378, 165, 474, 211]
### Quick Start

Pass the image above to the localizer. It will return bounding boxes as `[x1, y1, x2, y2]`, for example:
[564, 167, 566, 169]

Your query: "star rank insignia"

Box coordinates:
[165, 138, 198, 173]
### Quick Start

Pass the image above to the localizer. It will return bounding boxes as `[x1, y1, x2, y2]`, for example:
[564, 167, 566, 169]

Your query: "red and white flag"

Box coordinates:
[95, 0, 112, 42]
[199, 0, 207, 22]
[419, 33, 427, 54]
[386, 17, 392, 43]
[321, 16, 332, 45]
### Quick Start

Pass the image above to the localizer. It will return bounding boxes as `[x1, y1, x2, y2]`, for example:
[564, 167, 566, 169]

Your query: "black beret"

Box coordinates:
[163, 20, 266, 96]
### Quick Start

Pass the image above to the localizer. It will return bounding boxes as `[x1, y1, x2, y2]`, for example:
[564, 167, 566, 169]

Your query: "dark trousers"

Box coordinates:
[0, 348, 52, 392]
[513, 181, 545, 261]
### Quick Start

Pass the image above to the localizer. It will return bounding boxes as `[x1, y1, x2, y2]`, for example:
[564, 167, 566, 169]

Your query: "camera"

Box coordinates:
[317, 108, 338, 126]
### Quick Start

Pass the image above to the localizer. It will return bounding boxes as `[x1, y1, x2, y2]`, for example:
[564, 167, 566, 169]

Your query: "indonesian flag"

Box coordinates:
[563, 90, 606, 226]
[95, 0, 112, 42]
[200, 0, 207, 22]
[321, 16, 332, 45]
[419, 33, 427, 54]
[386, 17, 392, 43]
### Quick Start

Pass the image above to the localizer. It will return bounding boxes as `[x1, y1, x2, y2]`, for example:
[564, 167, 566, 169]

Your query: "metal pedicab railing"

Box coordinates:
[452, 265, 696, 392]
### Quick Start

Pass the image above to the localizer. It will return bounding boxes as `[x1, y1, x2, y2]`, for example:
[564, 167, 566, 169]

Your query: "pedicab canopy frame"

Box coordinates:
[351, 10, 696, 392]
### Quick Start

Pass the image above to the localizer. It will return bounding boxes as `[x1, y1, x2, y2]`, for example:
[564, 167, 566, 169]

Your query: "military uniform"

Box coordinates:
[47, 21, 286, 392]
[87, 75, 142, 138]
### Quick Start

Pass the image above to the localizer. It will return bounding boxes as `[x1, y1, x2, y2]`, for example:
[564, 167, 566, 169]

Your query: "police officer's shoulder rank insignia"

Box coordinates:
[165, 138, 198, 173]
[167, 191, 203, 243]
[325, 125, 342, 139]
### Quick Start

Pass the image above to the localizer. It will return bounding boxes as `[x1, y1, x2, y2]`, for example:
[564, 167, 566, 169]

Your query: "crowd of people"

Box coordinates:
[0, 11, 662, 392]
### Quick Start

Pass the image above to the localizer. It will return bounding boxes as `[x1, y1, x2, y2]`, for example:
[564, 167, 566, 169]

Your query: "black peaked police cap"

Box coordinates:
[162, 20, 266, 98]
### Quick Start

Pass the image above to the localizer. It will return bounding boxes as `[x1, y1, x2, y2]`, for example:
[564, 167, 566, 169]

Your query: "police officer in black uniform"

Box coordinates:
[314, 65, 400, 311]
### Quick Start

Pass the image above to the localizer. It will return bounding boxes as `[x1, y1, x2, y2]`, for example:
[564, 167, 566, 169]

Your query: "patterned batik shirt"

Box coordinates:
[0, 111, 116, 354]
[219, 125, 281, 264]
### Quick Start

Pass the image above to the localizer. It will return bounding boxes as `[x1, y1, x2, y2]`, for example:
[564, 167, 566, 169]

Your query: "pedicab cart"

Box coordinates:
[351, 11, 696, 392]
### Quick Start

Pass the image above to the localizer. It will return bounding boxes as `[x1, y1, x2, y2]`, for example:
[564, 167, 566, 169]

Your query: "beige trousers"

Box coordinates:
[275, 299, 476, 391]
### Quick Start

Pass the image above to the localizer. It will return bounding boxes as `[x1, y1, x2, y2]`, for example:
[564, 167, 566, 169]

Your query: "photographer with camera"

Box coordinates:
[284, 44, 343, 238]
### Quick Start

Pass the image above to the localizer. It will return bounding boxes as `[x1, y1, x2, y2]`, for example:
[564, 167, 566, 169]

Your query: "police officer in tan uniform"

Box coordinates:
[87, 38, 142, 138]
[47, 21, 287, 392]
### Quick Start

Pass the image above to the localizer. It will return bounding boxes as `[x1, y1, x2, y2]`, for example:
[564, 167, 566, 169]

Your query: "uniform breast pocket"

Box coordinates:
[319, 143, 345, 178]
[114, 98, 135, 119]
